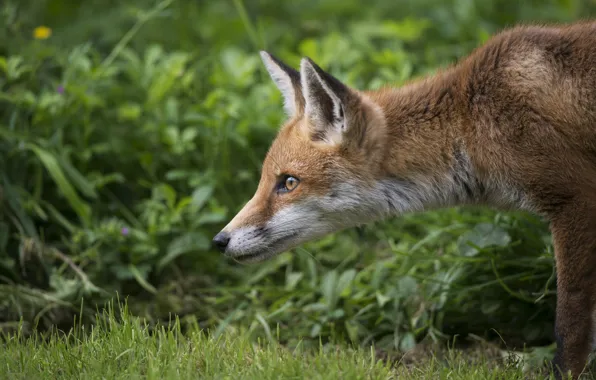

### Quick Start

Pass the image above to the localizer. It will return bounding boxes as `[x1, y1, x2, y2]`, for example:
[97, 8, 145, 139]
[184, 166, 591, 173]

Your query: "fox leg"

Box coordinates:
[550, 202, 596, 379]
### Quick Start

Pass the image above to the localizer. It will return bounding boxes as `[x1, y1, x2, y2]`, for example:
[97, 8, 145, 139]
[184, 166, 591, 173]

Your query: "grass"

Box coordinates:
[0, 301, 575, 380]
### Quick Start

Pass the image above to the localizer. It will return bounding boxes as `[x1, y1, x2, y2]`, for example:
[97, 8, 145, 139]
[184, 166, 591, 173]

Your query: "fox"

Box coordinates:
[212, 20, 596, 379]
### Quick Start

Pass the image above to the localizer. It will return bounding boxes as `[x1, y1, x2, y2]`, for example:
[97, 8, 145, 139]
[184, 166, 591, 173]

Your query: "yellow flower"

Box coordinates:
[33, 26, 52, 40]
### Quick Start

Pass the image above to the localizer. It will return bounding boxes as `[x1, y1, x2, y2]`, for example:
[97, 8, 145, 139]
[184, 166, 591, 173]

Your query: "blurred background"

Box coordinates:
[2, 0, 596, 361]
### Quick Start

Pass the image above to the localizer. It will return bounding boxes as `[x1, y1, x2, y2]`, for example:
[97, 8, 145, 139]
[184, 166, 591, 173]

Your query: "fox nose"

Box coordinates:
[212, 231, 231, 252]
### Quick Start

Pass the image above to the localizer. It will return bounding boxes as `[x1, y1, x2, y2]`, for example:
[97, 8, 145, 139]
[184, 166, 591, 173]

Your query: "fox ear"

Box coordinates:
[300, 57, 357, 145]
[260, 51, 304, 117]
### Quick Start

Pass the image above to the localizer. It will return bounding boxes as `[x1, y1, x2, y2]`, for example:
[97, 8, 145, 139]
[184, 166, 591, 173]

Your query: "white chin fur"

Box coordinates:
[223, 202, 336, 262]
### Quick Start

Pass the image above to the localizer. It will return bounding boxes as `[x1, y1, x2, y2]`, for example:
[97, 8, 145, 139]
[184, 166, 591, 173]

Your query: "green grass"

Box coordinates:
[0, 302, 575, 380]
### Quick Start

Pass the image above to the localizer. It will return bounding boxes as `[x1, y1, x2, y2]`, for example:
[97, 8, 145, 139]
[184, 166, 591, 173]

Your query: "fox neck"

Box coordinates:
[362, 69, 532, 219]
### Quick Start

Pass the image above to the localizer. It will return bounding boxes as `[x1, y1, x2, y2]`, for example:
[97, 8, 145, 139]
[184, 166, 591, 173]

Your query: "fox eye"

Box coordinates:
[285, 176, 299, 191]
[277, 175, 300, 194]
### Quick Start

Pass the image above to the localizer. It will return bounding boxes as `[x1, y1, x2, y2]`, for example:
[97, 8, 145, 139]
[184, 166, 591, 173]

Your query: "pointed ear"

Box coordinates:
[300, 57, 358, 145]
[260, 51, 304, 117]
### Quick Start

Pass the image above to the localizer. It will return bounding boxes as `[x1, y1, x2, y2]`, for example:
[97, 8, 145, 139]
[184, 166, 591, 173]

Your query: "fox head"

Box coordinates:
[212, 51, 395, 264]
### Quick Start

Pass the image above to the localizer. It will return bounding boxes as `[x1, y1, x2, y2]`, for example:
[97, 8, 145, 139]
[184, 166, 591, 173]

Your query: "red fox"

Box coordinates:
[212, 21, 596, 379]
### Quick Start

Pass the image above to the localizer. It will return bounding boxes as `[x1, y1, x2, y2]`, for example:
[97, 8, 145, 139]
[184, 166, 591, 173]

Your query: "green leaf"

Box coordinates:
[381, 18, 431, 41]
[302, 303, 328, 313]
[165, 97, 179, 122]
[1, 175, 38, 238]
[399, 332, 416, 351]
[147, 52, 189, 105]
[255, 313, 273, 342]
[370, 263, 388, 290]
[245, 253, 292, 285]
[345, 320, 360, 343]
[128, 264, 157, 294]
[321, 270, 338, 309]
[5, 56, 31, 80]
[181, 127, 198, 143]
[195, 212, 226, 226]
[191, 184, 214, 210]
[43, 201, 77, 233]
[330, 308, 345, 319]
[310, 323, 322, 338]
[396, 276, 418, 299]
[155, 183, 177, 209]
[117, 103, 142, 121]
[158, 232, 210, 270]
[336, 269, 356, 298]
[375, 291, 391, 307]
[481, 300, 501, 315]
[57, 155, 97, 199]
[0, 256, 15, 271]
[458, 223, 512, 257]
[27, 145, 90, 224]
[48, 272, 81, 300]
[285, 272, 303, 291]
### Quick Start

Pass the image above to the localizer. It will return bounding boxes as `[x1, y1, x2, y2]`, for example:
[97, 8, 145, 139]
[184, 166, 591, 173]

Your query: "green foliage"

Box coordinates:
[1, 0, 595, 361]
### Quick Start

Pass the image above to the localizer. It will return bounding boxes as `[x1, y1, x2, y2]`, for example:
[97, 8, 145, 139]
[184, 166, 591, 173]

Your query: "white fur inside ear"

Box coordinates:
[300, 58, 346, 145]
[303, 60, 343, 119]
[260, 52, 297, 117]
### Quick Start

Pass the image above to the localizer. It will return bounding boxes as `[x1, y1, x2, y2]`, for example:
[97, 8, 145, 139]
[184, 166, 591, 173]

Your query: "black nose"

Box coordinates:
[212, 231, 230, 252]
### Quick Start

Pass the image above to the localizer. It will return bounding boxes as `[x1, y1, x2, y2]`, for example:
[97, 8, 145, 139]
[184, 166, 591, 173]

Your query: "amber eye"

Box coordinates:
[277, 175, 300, 194]
[285, 176, 299, 191]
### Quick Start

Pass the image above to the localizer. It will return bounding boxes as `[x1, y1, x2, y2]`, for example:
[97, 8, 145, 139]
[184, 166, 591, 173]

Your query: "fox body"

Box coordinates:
[212, 21, 596, 378]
